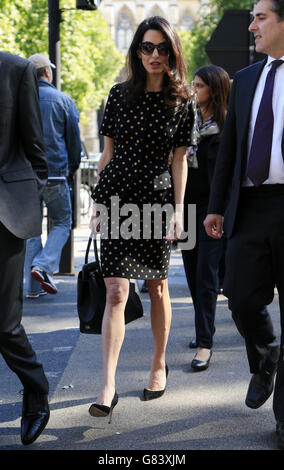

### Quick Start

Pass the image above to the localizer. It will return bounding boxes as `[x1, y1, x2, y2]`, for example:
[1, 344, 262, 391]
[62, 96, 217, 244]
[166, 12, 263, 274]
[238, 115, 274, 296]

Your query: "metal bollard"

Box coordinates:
[59, 230, 74, 275]
[51, 171, 81, 276]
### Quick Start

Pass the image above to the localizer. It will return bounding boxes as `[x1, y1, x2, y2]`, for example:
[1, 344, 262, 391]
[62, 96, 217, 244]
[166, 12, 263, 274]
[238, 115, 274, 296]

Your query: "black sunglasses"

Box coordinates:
[139, 41, 169, 56]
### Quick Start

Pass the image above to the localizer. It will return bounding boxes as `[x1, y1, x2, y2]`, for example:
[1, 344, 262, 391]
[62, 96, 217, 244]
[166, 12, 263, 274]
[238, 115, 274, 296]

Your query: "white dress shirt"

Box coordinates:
[243, 55, 284, 186]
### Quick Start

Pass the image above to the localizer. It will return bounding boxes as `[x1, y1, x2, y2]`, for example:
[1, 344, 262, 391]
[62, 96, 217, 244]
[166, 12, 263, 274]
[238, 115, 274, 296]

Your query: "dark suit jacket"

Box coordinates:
[207, 58, 284, 239]
[0, 52, 47, 239]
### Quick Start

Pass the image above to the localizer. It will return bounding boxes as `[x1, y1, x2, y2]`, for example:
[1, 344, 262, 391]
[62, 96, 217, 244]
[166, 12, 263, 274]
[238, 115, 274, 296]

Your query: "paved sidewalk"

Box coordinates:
[0, 222, 281, 452]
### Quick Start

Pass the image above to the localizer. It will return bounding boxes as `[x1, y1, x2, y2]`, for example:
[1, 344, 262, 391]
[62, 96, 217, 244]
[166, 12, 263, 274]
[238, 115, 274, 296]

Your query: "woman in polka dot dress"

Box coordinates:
[89, 16, 193, 419]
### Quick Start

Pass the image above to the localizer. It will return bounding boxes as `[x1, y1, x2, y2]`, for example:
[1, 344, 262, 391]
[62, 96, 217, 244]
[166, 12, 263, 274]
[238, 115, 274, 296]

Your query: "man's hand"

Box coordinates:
[203, 214, 224, 239]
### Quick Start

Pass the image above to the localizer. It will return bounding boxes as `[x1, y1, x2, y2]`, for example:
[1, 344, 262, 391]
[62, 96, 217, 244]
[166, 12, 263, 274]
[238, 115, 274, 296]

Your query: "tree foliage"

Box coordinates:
[179, 0, 253, 80]
[0, 0, 124, 117]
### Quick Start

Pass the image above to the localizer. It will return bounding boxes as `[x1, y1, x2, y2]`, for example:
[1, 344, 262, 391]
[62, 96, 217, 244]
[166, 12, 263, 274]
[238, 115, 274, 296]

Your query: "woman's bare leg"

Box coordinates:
[96, 277, 129, 406]
[146, 278, 171, 391]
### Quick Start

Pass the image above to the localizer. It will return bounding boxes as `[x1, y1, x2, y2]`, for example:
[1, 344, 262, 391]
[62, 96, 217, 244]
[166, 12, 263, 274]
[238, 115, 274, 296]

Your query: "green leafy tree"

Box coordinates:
[179, 0, 253, 80]
[0, 0, 124, 117]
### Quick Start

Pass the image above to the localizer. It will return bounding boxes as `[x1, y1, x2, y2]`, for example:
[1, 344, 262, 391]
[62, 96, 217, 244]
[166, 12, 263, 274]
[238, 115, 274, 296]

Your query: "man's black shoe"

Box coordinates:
[245, 346, 279, 409]
[245, 366, 278, 409]
[21, 390, 50, 445]
[245, 371, 275, 408]
[276, 422, 284, 450]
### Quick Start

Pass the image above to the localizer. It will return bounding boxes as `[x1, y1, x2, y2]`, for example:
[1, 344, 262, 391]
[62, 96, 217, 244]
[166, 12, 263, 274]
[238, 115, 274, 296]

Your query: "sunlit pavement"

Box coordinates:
[0, 221, 281, 452]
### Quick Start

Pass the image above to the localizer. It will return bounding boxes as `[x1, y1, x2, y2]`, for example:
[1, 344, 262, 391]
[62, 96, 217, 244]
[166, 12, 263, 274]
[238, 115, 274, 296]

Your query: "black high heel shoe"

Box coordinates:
[191, 351, 212, 371]
[89, 392, 118, 424]
[143, 364, 168, 401]
[188, 339, 197, 349]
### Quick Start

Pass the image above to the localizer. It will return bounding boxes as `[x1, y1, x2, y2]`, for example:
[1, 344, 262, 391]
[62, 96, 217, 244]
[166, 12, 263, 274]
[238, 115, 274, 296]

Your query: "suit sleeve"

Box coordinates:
[207, 137, 220, 185]
[207, 78, 238, 215]
[18, 62, 48, 195]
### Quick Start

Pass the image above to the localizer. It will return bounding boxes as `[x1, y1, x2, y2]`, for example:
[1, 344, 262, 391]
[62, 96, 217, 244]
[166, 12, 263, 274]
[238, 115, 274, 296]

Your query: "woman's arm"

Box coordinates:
[89, 136, 114, 231]
[171, 145, 187, 207]
[96, 136, 114, 182]
[166, 145, 187, 240]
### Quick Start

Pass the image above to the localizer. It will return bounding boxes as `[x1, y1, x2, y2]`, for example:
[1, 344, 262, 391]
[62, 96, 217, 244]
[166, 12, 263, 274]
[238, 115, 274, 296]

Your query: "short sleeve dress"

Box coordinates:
[92, 82, 193, 280]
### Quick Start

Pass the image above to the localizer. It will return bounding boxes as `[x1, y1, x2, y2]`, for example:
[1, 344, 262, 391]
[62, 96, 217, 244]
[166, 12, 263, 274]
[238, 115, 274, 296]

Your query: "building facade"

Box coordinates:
[100, 0, 200, 55]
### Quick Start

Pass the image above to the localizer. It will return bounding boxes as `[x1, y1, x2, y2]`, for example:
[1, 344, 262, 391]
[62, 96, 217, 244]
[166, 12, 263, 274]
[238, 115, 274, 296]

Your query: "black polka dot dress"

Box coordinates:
[92, 82, 193, 280]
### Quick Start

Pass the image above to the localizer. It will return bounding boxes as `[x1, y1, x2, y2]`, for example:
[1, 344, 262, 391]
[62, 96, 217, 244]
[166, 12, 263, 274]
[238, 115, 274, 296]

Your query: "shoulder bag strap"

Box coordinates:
[84, 235, 102, 273]
[93, 237, 102, 273]
[84, 236, 92, 264]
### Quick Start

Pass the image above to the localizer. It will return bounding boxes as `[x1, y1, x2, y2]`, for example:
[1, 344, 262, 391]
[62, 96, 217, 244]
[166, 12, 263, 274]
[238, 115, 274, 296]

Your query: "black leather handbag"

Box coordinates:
[77, 237, 143, 334]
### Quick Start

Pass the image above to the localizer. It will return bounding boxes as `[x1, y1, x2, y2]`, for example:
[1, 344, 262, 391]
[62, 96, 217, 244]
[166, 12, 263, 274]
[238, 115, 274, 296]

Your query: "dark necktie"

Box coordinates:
[247, 59, 284, 187]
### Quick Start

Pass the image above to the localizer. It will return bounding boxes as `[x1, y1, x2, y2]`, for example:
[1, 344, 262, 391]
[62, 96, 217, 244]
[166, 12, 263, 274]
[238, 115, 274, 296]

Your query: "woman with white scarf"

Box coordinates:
[182, 65, 231, 371]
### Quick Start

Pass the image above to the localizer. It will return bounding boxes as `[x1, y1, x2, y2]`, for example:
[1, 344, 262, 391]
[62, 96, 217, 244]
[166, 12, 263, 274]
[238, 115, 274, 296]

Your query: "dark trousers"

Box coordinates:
[224, 185, 284, 421]
[0, 222, 49, 394]
[182, 204, 224, 349]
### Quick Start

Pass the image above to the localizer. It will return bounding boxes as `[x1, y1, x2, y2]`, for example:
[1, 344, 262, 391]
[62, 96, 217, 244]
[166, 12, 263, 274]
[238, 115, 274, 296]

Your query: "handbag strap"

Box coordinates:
[84, 237, 92, 264]
[85, 236, 102, 273]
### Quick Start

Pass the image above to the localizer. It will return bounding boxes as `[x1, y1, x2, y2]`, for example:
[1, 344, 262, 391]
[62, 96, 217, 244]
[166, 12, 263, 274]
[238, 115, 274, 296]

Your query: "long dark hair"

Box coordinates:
[124, 16, 191, 113]
[194, 65, 231, 136]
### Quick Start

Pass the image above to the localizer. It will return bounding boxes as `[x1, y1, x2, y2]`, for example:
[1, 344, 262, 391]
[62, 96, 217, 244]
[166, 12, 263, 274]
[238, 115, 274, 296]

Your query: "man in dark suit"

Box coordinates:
[0, 52, 50, 445]
[204, 0, 284, 449]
